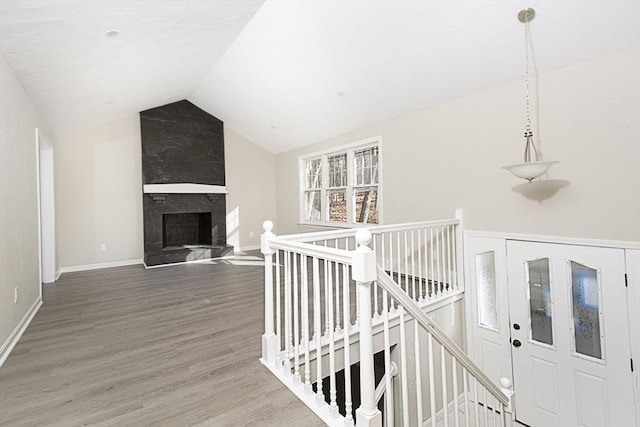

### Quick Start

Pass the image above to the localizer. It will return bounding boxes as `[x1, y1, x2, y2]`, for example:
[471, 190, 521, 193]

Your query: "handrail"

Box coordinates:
[278, 218, 460, 242]
[267, 235, 354, 265]
[376, 265, 510, 406]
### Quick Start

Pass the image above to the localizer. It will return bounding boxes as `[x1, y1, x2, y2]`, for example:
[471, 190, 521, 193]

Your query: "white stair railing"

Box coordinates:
[375, 265, 514, 426]
[260, 215, 514, 427]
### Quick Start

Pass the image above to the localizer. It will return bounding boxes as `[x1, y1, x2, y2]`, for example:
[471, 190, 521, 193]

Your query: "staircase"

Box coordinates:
[259, 213, 514, 426]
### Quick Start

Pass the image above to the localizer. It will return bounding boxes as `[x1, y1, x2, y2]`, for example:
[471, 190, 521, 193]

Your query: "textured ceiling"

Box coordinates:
[1, 0, 639, 153]
[0, 0, 264, 133]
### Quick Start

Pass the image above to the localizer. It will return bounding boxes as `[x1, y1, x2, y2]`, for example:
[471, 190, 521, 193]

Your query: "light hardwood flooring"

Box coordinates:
[0, 255, 324, 426]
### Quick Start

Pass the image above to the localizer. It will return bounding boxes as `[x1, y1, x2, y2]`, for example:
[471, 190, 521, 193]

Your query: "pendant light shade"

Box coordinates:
[503, 8, 558, 182]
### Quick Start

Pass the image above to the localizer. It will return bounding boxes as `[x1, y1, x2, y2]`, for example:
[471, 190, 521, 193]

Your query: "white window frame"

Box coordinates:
[298, 136, 382, 227]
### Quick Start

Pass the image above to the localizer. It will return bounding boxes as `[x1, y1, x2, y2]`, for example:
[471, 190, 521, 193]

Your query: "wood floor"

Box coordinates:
[0, 255, 324, 426]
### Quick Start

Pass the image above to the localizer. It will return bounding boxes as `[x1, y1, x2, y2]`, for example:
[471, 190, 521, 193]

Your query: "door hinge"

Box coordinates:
[631, 358, 634, 373]
[624, 273, 628, 287]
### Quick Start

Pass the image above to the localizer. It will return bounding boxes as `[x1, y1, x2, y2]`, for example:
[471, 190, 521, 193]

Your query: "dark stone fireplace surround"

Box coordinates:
[141, 100, 233, 267]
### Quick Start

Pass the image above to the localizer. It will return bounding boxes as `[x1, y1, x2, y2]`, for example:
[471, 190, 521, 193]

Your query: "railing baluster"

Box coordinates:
[446, 225, 451, 294]
[414, 318, 423, 425]
[430, 227, 435, 297]
[382, 288, 393, 426]
[483, 387, 489, 427]
[284, 251, 292, 371]
[302, 255, 311, 389]
[424, 228, 430, 300]
[411, 229, 416, 301]
[403, 230, 409, 297]
[452, 224, 458, 290]
[342, 264, 353, 423]
[324, 256, 330, 336]
[372, 235, 379, 318]
[313, 256, 322, 400]
[442, 345, 449, 427]
[453, 358, 460, 427]
[397, 231, 402, 293]
[418, 227, 423, 301]
[335, 239, 341, 334]
[399, 306, 409, 426]
[293, 252, 300, 380]
[473, 376, 479, 426]
[275, 250, 281, 358]
[428, 333, 436, 427]
[463, 367, 470, 427]
[328, 261, 337, 412]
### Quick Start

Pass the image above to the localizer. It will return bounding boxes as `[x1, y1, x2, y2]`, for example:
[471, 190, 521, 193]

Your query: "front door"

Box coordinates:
[507, 241, 636, 427]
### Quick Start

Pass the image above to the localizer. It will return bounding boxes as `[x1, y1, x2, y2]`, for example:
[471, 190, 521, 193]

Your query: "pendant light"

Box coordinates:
[503, 8, 558, 182]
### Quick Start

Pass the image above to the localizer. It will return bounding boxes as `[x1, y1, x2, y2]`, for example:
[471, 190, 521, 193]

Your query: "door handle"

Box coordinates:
[512, 339, 522, 348]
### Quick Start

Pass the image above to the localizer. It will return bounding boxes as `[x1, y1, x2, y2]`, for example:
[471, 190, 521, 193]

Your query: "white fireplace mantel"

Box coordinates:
[143, 183, 228, 194]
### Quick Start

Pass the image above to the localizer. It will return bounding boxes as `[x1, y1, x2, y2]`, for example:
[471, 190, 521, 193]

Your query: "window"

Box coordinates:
[300, 138, 381, 226]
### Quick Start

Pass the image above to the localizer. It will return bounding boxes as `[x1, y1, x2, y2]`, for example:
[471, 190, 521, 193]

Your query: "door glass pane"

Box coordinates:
[570, 261, 602, 359]
[476, 251, 498, 330]
[526, 258, 553, 346]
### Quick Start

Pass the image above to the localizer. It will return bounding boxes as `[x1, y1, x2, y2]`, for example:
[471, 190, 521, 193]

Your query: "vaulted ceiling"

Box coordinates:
[1, 0, 639, 153]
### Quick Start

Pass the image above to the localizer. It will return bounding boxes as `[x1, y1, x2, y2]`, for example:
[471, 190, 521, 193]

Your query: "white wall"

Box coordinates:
[275, 47, 640, 242]
[0, 55, 55, 350]
[56, 116, 144, 268]
[55, 115, 276, 268]
[225, 127, 277, 250]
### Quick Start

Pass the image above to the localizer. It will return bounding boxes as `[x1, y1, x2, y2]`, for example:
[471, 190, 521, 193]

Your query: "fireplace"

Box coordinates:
[163, 212, 212, 248]
[140, 100, 233, 267]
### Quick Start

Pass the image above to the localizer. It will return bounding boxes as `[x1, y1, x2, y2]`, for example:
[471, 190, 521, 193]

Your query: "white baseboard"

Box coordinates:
[236, 244, 260, 253]
[55, 269, 62, 281]
[0, 296, 42, 368]
[59, 258, 143, 274]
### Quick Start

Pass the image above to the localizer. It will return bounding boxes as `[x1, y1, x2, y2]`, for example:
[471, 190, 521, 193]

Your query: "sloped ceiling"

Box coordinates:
[0, 0, 264, 132]
[1, 0, 639, 153]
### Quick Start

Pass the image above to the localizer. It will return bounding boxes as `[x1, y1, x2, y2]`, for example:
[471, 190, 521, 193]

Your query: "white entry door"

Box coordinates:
[507, 241, 636, 427]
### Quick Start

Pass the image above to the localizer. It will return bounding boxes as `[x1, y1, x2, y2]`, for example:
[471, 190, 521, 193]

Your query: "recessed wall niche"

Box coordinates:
[140, 100, 232, 266]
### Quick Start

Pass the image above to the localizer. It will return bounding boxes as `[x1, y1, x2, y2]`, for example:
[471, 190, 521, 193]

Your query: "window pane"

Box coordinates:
[571, 261, 602, 359]
[327, 190, 347, 222]
[354, 147, 379, 185]
[476, 251, 498, 330]
[304, 191, 321, 221]
[306, 159, 322, 189]
[328, 153, 347, 187]
[526, 258, 553, 346]
[354, 188, 378, 224]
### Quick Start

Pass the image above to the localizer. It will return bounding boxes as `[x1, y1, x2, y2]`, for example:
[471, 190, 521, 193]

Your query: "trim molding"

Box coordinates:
[235, 244, 260, 253]
[59, 258, 143, 274]
[0, 297, 42, 368]
[465, 230, 640, 250]
[55, 269, 62, 281]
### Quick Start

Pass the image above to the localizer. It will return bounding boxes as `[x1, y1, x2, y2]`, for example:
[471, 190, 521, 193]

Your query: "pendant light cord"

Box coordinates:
[523, 12, 539, 163]
[524, 16, 531, 135]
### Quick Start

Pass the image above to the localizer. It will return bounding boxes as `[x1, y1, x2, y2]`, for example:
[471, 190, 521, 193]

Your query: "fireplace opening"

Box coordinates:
[162, 212, 212, 249]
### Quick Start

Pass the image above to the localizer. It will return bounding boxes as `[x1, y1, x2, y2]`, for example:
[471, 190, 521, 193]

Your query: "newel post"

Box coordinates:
[500, 377, 516, 427]
[353, 229, 382, 427]
[261, 220, 278, 364]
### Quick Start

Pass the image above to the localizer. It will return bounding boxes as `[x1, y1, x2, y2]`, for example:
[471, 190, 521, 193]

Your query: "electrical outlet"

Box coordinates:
[249, 231, 255, 238]
[99, 243, 107, 252]
[14, 287, 19, 304]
